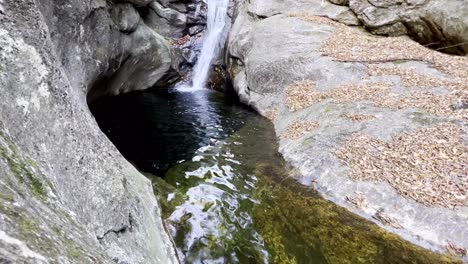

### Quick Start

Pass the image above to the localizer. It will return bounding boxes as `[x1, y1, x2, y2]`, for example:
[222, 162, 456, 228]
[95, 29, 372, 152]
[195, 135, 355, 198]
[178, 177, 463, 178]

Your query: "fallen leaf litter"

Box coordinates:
[336, 123, 467, 208]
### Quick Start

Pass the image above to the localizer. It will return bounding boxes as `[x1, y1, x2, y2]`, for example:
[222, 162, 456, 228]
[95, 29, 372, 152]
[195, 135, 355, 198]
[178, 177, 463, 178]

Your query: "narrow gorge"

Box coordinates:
[0, 0, 467, 263]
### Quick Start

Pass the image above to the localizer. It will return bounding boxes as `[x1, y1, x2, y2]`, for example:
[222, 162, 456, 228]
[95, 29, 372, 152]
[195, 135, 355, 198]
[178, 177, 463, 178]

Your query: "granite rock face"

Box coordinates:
[345, 0, 468, 55]
[228, 0, 467, 258]
[0, 0, 179, 263]
[247, 0, 360, 25]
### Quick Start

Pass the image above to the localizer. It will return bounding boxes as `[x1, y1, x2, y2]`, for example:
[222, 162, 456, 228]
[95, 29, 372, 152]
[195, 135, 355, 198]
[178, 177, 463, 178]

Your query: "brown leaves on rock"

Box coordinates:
[295, 14, 468, 86]
[287, 15, 468, 120]
[296, 13, 426, 63]
[320, 22, 431, 63]
[342, 113, 376, 122]
[286, 80, 325, 111]
[264, 108, 279, 121]
[373, 210, 403, 229]
[282, 121, 320, 140]
[328, 82, 390, 104]
[336, 123, 468, 208]
[171, 35, 193, 47]
[310, 13, 468, 82]
[286, 79, 467, 120]
[286, 80, 391, 111]
[367, 65, 468, 120]
[446, 241, 468, 257]
[433, 55, 468, 83]
[377, 90, 467, 120]
[368, 65, 454, 89]
[346, 192, 369, 209]
[291, 14, 342, 27]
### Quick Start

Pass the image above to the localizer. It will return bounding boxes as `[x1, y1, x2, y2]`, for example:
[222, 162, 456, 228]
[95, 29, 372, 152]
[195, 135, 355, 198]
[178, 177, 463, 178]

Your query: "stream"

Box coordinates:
[90, 88, 457, 264]
[89, 0, 458, 262]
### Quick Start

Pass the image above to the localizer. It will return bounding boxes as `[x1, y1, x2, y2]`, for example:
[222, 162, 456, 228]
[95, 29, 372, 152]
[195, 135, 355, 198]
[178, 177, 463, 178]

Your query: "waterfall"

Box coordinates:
[180, 0, 229, 91]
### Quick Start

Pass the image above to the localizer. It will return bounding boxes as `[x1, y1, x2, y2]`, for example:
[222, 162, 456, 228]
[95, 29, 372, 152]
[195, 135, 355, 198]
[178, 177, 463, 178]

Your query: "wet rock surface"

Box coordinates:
[227, 0, 467, 258]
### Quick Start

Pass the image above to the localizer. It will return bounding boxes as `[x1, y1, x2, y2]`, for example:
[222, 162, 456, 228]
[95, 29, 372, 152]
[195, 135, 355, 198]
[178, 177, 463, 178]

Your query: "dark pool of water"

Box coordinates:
[90, 89, 459, 264]
[90, 89, 251, 176]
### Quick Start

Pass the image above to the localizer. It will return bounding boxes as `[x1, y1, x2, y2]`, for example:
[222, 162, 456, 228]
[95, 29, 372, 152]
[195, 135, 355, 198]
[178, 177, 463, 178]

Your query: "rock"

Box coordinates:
[120, 0, 153, 7]
[186, 10, 207, 26]
[189, 25, 204, 35]
[329, 0, 349, 5]
[168, 2, 188, 13]
[144, 1, 187, 39]
[347, 0, 468, 54]
[97, 23, 173, 98]
[227, 0, 468, 255]
[0, 0, 178, 263]
[111, 3, 141, 33]
[247, 0, 360, 25]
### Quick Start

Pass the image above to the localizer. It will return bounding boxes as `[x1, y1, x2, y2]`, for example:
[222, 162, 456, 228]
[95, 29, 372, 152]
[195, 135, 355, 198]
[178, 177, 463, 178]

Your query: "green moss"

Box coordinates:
[0, 128, 83, 261]
[26, 159, 39, 170]
[5, 154, 47, 200]
[0, 203, 58, 258]
[19, 218, 39, 234]
[228, 59, 245, 78]
[64, 238, 83, 259]
[95, 47, 108, 61]
[27, 170, 47, 199]
[0, 190, 14, 202]
[202, 201, 215, 212]
[0, 133, 47, 201]
[324, 106, 333, 113]
[152, 177, 187, 219]
[17, 216, 59, 258]
[0, 202, 82, 261]
[0, 202, 21, 220]
[252, 165, 461, 264]
[51, 226, 62, 236]
[51, 225, 84, 259]
[5, 208, 82, 260]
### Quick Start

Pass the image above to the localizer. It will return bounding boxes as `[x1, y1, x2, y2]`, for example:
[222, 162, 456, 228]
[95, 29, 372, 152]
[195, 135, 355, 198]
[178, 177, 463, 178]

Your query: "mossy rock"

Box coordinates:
[0, 130, 48, 201]
[252, 165, 461, 264]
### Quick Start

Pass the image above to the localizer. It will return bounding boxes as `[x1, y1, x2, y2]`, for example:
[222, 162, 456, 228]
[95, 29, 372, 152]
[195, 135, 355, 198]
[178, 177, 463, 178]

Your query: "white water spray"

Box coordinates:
[180, 0, 229, 91]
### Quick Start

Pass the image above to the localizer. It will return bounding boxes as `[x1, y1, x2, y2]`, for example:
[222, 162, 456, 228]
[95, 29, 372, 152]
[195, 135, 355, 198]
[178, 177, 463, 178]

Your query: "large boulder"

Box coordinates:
[121, 0, 153, 7]
[228, 0, 467, 256]
[144, 1, 188, 39]
[111, 3, 141, 33]
[97, 22, 173, 99]
[345, 0, 468, 55]
[247, 0, 360, 25]
[0, 0, 178, 263]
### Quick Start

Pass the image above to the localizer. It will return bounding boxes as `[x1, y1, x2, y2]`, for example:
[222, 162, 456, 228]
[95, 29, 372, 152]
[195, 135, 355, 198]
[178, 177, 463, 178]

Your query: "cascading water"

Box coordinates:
[181, 0, 229, 90]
